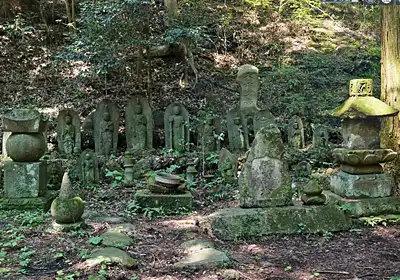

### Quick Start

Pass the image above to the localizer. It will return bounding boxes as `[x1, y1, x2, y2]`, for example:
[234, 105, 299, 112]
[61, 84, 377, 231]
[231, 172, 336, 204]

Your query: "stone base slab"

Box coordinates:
[200, 203, 351, 240]
[0, 191, 57, 210]
[330, 171, 394, 198]
[340, 164, 382, 175]
[134, 189, 193, 214]
[4, 161, 47, 198]
[51, 219, 86, 233]
[325, 191, 400, 218]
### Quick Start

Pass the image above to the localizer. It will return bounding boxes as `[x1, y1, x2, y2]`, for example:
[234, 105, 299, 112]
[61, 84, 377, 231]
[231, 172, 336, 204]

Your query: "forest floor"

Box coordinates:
[1, 182, 400, 280]
[1, 1, 400, 280]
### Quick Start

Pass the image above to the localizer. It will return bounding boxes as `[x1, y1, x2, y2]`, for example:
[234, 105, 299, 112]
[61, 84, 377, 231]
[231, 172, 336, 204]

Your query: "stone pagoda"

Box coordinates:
[327, 79, 400, 217]
[1, 109, 55, 209]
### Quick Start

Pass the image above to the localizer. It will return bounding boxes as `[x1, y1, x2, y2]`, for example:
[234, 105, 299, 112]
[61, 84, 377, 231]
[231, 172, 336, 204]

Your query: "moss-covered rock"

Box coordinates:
[50, 172, 84, 223]
[201, 203, 351, 240]
[133, 189, 192, 215]
[51, 197, 84, 223]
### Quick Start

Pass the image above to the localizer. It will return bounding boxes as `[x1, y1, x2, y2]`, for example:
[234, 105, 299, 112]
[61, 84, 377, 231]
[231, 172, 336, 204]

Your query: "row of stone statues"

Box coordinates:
[55, 98, 328, 159]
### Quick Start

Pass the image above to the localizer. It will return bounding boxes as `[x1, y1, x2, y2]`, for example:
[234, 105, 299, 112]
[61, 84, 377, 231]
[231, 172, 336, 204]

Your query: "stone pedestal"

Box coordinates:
[201, 202, 351, 240]
[325, 191, 400, 217]
[134, 189, 193, 214]
[330, 171, 394, 199]
[4, 161, 47, 198]
[2, 161, 51, 210]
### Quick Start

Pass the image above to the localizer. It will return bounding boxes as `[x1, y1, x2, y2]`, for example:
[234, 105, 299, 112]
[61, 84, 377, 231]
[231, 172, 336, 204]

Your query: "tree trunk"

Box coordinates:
[380, 5, 400, 151]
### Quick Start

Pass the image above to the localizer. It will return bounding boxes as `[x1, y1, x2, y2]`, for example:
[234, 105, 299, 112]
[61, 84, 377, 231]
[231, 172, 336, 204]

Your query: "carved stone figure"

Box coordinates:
[164, 103, 189, 152]
[288, 116, 305, 149]
[312, 124, 329, 148]
[218, 148, 237, 184]
[93, 100, 119, 157]
[239, 124, 293, 208]
[237, 64, 259, 113]
[80, 150, 99, 185]
[201, 118, 221, 154]
[82, 110, 95, 149]
[253, 109, 275, 135]
[227, 109, 247, 151]
[56, 109, 81, 155]
[125, 96, 153, 153]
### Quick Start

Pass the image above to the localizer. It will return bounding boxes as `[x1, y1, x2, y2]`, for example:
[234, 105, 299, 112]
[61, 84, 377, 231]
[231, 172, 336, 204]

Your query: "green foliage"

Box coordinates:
[105, 169, 124, 187]
[88, 237, 104, 245]
[297, 223, 305, 233]
[322, 231, 333, 242]
[243, 0, 324, 20]
[361, 215, 400, 227]
[3, 13, 35, 39]
[56, 270, 80, 280]
[338, 204, 355, 213]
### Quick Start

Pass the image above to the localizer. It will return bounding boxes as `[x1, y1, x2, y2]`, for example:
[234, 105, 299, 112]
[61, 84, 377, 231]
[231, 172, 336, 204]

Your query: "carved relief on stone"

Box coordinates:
[200, 118, 221, 154]
[93, 100, 119, 157]
[125, 95, 153, 153]
[164, 103, 189, 152]
[56, 109, 81, 155]
[227, 108, 247, 151]
[288, 115, 305, 149]
[80, 149, 99, 185]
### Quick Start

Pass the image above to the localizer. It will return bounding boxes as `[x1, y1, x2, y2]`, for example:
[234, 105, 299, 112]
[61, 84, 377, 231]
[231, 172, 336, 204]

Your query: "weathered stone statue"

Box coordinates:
[237, 64, 259, 113]
[288, 116, 305, 149]
[82, 110, 95, 149]
[227, 109, 247, 151]
[312, 124, 329, 148]
[94, 100, 119, 157]
[253, 109, 275, 134]
[201, 118, 221, 154]
[164, 103, 189, 152]
[301, 179, 326, 205]
[239, 124, 292, 208]
[80, 150, 99, 185]
[125, 96, 153, 153]
[218, 148, 237, 184]
[56, 110, 81, 155]
[2, 109, 50, 210]
[51, 172, 85, 231]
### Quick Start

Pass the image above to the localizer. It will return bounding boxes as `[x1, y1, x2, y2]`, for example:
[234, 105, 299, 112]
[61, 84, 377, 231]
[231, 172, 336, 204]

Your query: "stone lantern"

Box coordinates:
[328, 79, 400, 217]
[1, 109, 54, 209]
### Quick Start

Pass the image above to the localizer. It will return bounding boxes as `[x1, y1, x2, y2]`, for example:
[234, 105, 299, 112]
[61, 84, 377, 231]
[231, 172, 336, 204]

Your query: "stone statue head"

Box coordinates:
[65, 115, 72, 124]
[134, 104, 142, 114]
[237, 64, 259, 94]
[173, 106, 180, 115]
[234, 117, 241, 125]
[85, 153, 91, 160]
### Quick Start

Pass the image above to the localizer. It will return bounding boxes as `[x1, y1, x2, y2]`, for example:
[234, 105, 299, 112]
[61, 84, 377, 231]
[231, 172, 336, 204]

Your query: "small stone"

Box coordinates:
[173, 248, 230, 269]
[303, 180, 323, 196]
[100, 228, 134, 248]
[87, 247, 138, 269]
[181, 239, 214, 254]
[301, 194, 326, 205]
[222, 269, 240, 280]
[89, 216, 126, 224]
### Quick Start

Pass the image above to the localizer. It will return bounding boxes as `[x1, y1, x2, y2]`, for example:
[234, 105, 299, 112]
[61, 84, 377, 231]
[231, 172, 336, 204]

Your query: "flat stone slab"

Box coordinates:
[4, 161, 47, 198]
[89, 216, 126, 224]
[330, 172, 394, 198]
[134, 189, 193, 214]
[51, 220, 86, 233]
[173, 239, 230, 270]
[100, 227, 134, 248]
[86, 247, 137, 269]
[325, 191, 400, 218]
[0, 191, 57, 210]
[200, 203, 351, 240]
[181, 239, 214, 254]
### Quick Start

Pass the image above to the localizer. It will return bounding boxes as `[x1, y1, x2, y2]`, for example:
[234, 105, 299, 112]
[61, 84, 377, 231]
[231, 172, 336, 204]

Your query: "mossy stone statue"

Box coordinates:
[51, 172, 84, 223]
